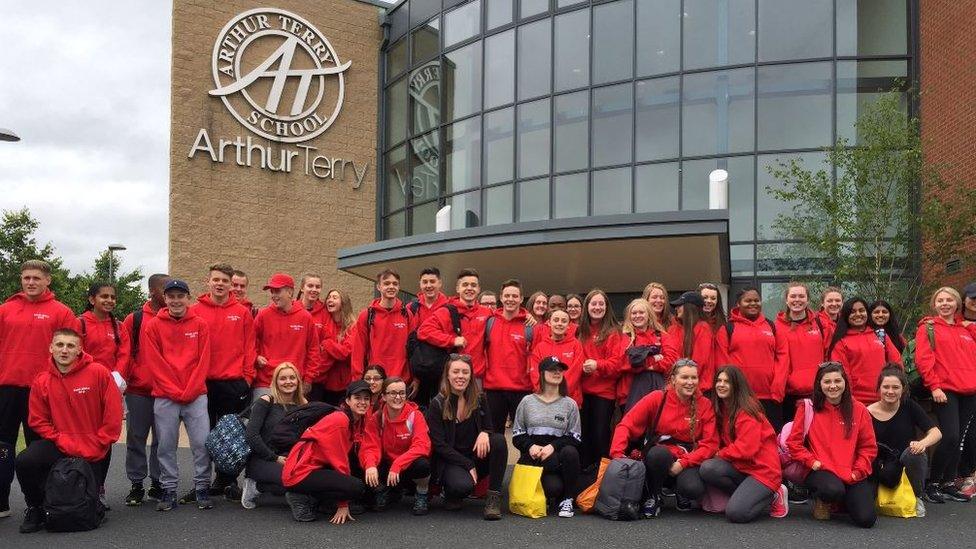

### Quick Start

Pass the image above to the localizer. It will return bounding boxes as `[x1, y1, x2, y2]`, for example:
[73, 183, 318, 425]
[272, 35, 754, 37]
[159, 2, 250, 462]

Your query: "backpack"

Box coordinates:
[206, 412, 251, 475]
[777, 398, 814, 484]
[78, 315, 121, 347]
[43, 458, 104, 532]
[903, 321, 935, 399]
[594, 458, 645, 520]
[483, 316, 534, 351]
[268, 402, 338, 454]
[407, 304, 461, 383]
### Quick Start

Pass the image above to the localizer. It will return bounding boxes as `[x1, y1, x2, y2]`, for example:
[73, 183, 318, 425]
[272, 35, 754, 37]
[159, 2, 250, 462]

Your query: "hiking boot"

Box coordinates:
[178, 489, 196, 505]
[156, 490, 177, 512]
[674, 494, 693, 512]
[557, 498, 575, 518]
[412, 492, 429, 516]
[642, 495, 662, 518]
[196, 488, 213, 510]
[19, 507, 45, 534]
[374, 487, 389, 511]
[483, 489, 502, 520]
[812, 498, 831, 520]
[285, 492, 317, 522]
[923, 484, 946, 504]
[770, 484, 789, 518]
[240, 478, 260, 510]
[125, 482, 145, 506]
[147, 480, 163, 501]
[444, 497, 463, 511]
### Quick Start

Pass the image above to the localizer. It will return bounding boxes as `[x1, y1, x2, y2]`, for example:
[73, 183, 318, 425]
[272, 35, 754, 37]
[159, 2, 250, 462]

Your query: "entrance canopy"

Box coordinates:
[337, 210, 730, 295]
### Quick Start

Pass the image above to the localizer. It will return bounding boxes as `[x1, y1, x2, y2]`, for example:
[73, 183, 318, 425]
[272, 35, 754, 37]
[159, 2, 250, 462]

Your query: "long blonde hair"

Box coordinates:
[326, 288, 356, 334]
[642, 282, 674, 329]
[270, 362, 308, 406]
[622, 298, 666, 344]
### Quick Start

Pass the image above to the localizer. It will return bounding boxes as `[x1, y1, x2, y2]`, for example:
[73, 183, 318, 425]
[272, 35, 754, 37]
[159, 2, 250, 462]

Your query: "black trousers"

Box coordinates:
[378, 458, 431, 485]
[412, 377, 441, 411]
[245, 456, 285, 494]
[760, 399, 784, 432]
[643, 445, 706, 500]
[486, 390, 528, 435]
[0, 385, 39, 506]
[440, 433, 508, 499]
[931, 391, 976, 483]
[207, 378, 251, 487]
[308, 384, 344, 407]
[15, 439, 110, 508]
[517, 445, 581, 502]
[288, 469, 365, 503]
[581, 394, 616, 469]
[804, 470, 877, 528]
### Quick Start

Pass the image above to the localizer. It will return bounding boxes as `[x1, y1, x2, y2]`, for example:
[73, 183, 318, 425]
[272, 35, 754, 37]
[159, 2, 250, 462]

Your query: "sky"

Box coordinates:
[0, 1, 172, 279]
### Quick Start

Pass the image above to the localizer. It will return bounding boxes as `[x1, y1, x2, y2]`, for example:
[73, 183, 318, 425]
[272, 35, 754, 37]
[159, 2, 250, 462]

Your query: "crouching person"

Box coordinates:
[281, 381, 369, 524]
[16, 329, 123, 533]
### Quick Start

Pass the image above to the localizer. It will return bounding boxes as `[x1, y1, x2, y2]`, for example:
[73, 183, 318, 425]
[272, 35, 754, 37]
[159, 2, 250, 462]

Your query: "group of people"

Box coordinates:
[2, 258, 976, 532]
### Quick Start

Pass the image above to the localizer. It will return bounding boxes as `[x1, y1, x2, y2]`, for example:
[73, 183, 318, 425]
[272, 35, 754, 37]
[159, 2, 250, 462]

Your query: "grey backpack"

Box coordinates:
[594, 458, 645, 521]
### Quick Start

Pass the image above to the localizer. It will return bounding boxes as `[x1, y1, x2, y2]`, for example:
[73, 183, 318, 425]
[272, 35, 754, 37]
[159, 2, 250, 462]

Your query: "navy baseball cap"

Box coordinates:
[163, 279, 190, 294]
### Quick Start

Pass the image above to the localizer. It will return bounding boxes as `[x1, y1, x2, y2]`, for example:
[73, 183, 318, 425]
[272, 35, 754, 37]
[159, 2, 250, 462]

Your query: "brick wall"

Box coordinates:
[919, 0, 976, 289]
[169, 0, 382, 308]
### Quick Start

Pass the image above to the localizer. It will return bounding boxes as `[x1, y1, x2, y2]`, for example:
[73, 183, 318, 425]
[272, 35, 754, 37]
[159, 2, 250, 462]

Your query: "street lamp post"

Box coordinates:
[107, 244, 127, 283]
[0, 128, 20, 142]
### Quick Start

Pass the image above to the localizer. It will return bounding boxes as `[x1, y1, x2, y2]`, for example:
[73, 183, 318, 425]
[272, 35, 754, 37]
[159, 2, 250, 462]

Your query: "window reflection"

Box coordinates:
[443, 41, 482, 122]
[554, 91, 589, 173]
[518, 98, 551, 178]
[682, 68, 755, 157]
[683, 0, 755, 70]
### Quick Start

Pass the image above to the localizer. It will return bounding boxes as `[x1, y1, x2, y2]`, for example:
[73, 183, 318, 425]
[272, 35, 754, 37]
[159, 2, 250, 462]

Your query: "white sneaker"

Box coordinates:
[241, 477, 260, 510]
[557, 498, 575, 518]
[915, 498, 926, 518]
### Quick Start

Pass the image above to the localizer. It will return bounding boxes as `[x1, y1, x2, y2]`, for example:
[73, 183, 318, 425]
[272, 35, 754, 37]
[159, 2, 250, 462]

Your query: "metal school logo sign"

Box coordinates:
[187, 8, 368, 188]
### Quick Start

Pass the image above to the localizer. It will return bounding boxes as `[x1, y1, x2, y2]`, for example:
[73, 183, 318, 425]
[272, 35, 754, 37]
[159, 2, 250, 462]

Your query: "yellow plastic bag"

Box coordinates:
[508, 463, 547, 518]
[876, 470, 917, 518]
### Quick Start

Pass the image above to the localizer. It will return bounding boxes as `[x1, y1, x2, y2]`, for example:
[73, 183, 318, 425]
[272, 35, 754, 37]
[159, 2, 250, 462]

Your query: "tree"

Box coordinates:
[0, 208, 74, 301]
[764, 90, 976, 328]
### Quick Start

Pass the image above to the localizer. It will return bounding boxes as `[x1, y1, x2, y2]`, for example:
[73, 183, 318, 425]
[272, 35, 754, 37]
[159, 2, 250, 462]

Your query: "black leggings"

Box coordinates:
[486, 390, 528, 435]
[517, 445, 581, 502]
[287, 468, 365, 503]
[642, 445, 705, 500]
[308, 384, 345, 407]
[581, 394, 616, 469]
[15, 439, 110, 507]
[931, 391, 976, 484]
[245, 456, 285, 494]
[760, 399, 784, 432]
[439, 433, 508, 499]
[804, 470, 876, 528]
[377, 457, 431, 484]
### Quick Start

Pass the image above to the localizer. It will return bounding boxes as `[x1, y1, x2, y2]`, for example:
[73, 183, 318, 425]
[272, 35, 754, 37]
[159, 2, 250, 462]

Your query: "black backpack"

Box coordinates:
[407, 304, 461, 383]
[268, 402, 338, 454]
[43, 458, 104, 532]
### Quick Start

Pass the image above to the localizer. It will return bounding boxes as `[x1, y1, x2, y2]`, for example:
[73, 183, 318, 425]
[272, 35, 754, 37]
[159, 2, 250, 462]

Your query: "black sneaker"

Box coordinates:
[674, 494, 693, 512]
[923, 484, 946, 504]
[224, 484, 242, 501]
[156, 490, 178, 512]
[0, 498, 11, 518]
[147, 480, 164, 501]
[787, 482, 810, 505]
[412, 492, 429, 516]
[178, 489, 197, 505]
[196, 488, 213, 510]
[125, 482, 145, 506]
[19, 507, 45, 534]
[374, 488, 389, 511]
[642, 495, 663, 518]
[941, 484, 972, 503]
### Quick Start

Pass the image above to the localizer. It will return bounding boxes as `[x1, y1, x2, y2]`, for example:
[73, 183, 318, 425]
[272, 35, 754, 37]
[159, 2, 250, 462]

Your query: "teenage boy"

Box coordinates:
[190, 263, 256, 497]
[144, 279, 213, 511]
[15, 329, 123, 533]
[0, 260, 78, 517]
[418, 268, 492, 381]
[351, 269, 412, 380]
[254, 273, 321, 399]
[483, 280, 534, 433]
[231, 269, 259, 317]
[121, 273, 169, 506]
[411, 267, 448, 327]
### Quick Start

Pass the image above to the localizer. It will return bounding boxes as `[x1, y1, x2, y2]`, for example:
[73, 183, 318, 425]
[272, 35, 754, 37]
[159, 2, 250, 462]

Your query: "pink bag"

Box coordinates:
[701, 486, 730, 513]
[777, 399, 813, 484]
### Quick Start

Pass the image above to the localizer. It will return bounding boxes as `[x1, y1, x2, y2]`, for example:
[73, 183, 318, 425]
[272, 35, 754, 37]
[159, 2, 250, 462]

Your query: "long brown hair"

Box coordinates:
[526, 291, 549, 321]
[439, 354, 481, 421]
[813, 362, 855, 438]
[710, 365, 764, 439]
[325, 288, 356, 333]
[578, 288, 618, 344]
[698, 282, 727, 330]
[678, 302, 704, 358]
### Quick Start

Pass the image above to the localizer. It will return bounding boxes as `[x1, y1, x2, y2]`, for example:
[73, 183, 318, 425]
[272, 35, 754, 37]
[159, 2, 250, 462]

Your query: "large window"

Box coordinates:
[554, 10, 589, 92]
[554, 91, 589, 173]
[518, 19, 552, 100]
[518, 98, 551, 179]
[682, 68, 755, 157]
[593, 0, 634, 85]
[683, 0, 755, 70]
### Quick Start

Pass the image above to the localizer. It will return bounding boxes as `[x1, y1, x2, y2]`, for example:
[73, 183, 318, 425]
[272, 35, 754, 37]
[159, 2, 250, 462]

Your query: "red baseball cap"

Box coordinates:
[263, 273, 295, 290]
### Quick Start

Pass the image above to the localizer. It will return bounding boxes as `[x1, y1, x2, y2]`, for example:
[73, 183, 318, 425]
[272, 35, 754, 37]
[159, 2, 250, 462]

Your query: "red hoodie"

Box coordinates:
[28, 353, 123, 461]
[358, 401, 431, 473]
[915, 316, 976, 395]
[410, 293, 448, 330]
[304, 300, 328, 330]
[79, 310, 131, 376]
[610, 389, 719, 468]
[776, 310, 828, 397]
[720, 309, 789, 402]
[0, 290, 79, 387]
[616, 329, 677, 404]
[418, 298, 492, 378]
[528, 332, 585, 406]
[144, 308, 211, 403]
[717, 407, 782, 492]
[484, 308, 533, 392]
[580, 327, 627, 401]
[121, 301, 160, 396]
[667, 321, 716, 391]
[350, 299, 412, 381]
[319, 314, 353, 392]
[829, 327, 902, 404]
[817, 310, 838, 342]
[785, 400, 877, 484]
[254, 302, 321, 388]
[283, 409, 355, 487]
[190, 294, 257, 384]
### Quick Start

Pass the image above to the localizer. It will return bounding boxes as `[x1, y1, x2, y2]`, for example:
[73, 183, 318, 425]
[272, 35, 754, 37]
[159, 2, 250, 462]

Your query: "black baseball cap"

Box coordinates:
[346, 380, 372, 397]
[670, 291, 705, 309]
[163, 279, 190, 294]
[538, 356, 568, 373]
[964, 282, 976, 300]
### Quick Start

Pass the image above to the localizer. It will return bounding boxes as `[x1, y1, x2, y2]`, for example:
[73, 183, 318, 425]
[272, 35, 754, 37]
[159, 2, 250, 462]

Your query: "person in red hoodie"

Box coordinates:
[915, 286, 976, 502]
[190, 263, 257, 497]
[643, 282, 675, 332]
[254, 273, 322, 399]
[313, 288, 356, 406]
[777, 282, 829, 417]
[0, 259, 78, 517]
[144, 279, 213, 512]
[700, 365, 787, 523]
[610, 359, 718, 518]
[15, 328, 123, 533]
[359, 377, 432, 515]
[411, 267, 449, 328]
[579, 288, 625, 469]
[828, 297, 902, 405]
[618, 298, 677, 411]
[121, 273, 168, 506]
[296, 274, 327, 327]
[667, 292, 715, 392]
[418, 268, 493, 382]
[529, 309, 584, 406]
[350, 269, 412, 382]
[719, 287, 789, 431]
[785, 362, 877, 527]
[79, 282, 131, 384]
[818, 286, 844, 330]
[483, 279, 534, 432]
[282, 380, 370, 525]
[230, 269, 259, 317]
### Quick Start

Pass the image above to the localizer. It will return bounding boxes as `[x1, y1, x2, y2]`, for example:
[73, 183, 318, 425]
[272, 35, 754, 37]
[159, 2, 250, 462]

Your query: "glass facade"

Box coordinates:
[382, 0, 914, 288]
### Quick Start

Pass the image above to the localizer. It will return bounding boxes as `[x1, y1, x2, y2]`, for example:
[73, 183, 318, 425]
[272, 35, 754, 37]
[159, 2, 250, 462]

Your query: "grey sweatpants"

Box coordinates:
[700, 457, 775, 523]
[154, 395, 211, 492]
[125, 393, 160, 483]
